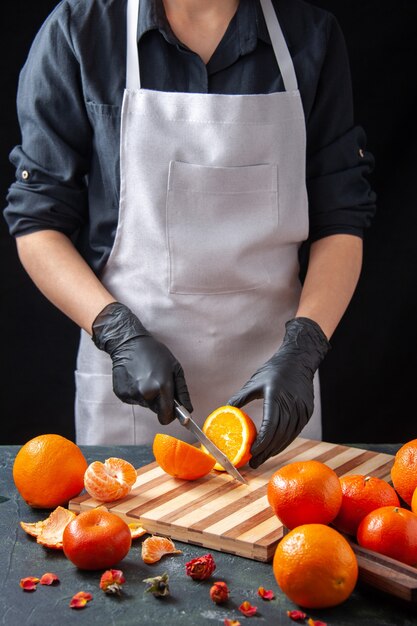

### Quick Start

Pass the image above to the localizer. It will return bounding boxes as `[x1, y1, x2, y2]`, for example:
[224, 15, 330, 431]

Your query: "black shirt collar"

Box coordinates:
[137, 0, 272, 53]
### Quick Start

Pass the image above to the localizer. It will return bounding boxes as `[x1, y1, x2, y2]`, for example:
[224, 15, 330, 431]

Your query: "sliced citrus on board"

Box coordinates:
[153, 433, 215, 480]
[84, 457, 137, 502]
[201, 405, 257, 470]
[20, 506, 77, 549]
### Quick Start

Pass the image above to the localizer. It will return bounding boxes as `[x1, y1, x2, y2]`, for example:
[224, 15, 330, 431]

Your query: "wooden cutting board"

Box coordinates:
[69, 437, 394, 562]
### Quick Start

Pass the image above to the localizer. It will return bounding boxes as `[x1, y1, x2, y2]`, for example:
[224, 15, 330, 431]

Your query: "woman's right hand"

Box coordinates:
[92, 302, 192, 424]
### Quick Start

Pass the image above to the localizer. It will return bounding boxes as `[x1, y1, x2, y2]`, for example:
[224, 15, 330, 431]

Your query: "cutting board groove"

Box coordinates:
[70, 437, 394, 563]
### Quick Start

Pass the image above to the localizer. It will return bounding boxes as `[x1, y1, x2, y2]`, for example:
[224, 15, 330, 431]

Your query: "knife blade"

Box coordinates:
[174, 400, 248, 484]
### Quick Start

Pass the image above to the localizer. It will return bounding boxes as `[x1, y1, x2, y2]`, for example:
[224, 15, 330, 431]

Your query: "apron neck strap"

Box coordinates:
[125, 0, 298, 92]
[259, 0, 298, 91]
[126, 0, 141, 90]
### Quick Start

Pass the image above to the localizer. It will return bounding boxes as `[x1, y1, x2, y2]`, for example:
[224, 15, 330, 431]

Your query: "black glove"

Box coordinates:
[92, 302, 192, 425]
[227, 317, 330, 468]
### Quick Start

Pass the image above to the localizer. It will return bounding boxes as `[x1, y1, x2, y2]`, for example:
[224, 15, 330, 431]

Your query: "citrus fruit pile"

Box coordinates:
[268, 437, 417, 609]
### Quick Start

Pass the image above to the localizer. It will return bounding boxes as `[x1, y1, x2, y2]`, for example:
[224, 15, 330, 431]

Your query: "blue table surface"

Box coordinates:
[0, 443, 414, 626]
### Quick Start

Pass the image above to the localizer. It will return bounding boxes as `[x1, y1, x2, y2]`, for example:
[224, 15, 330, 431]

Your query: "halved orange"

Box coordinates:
[201, 405, 257, 470]
[153, 434, 216, 480]
[84, 457, 137, 502]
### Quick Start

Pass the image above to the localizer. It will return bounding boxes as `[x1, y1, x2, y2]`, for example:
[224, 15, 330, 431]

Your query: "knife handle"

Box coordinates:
[174, 400, 190, 426]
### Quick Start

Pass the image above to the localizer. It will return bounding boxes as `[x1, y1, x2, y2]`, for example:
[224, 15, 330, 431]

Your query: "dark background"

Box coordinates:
[1, 1, 416, 445]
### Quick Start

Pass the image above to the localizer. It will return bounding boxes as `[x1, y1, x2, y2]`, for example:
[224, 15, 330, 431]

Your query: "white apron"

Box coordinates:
[75, 0, 322, 445]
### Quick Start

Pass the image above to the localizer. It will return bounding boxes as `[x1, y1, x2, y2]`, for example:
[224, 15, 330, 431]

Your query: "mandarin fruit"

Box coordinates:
[273, 524, 358, 608]
[390, 439, 417, 505]
[267, 460, 342, 529]
[332, 474, 400, 536]
[201, 405, 257, 470]
[357, 506, 417, 565]
[153, 433, 216, 479]
[13, 434, 88, 509]
[62, 507, 132, 570]
[84, 457, 137, 502]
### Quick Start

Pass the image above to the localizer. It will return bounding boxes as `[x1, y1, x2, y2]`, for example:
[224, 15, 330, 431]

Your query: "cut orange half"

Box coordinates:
[153, 433, 216, 480]
[201, 405, 257, 471]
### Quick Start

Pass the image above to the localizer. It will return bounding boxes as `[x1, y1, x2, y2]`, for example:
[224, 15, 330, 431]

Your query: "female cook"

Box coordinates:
[4, 0, 375, 467]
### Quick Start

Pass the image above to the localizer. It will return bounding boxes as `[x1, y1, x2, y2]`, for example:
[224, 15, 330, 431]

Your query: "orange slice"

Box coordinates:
[84, 457, 137, 502]
[141, 536, 182, 563]
[20, 506, 77, 549]
[153, 434, 215, 480]
[201, 405, 257, 470]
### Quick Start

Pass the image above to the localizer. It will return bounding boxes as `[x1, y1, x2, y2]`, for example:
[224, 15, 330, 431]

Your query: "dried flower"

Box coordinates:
[257, 586, 274, 600]
[287, 610, 307, 621]
[185, 553, 216, 580]
[238, 600, 258, 617]
[69, 591, 93, 609]
[210, 581, 230, 604]
[100, 569, 126, 595]
[307, 620, 327, 626]
[224, 620, 241, 626]
[143, 572, 170, 597]
[20, 577, 40, 591]
[39, 573, 59, 586]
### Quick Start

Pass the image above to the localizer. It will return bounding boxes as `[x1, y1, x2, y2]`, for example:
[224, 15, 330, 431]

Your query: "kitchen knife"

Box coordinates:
[174, 400, 248, 484]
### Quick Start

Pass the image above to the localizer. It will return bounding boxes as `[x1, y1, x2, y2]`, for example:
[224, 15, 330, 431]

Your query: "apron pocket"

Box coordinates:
[74, 371, 135, 445]
[166, 160, 279, 294]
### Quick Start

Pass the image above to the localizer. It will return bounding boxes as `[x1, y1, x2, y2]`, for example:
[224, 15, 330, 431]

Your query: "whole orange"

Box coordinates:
[411, 486, 417, 515]
[357, 506, 417, 565]
[273, 524, 358, 608]
[153, 433, 215, 480]
[267, 460, 343, 529]
[13, 434, 88, 508]
[332, 474, 400, 536]
[62, 508, 132, 570]
[390, 439, 417, 505]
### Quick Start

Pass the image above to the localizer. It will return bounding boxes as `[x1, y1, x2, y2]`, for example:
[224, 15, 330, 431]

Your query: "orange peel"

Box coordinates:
[20, 506, 76, 549]
[128, 521, 147, 539]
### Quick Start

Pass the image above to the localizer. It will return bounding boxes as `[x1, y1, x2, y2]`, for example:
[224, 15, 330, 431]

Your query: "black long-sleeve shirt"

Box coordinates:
[4, 0, 376, 274]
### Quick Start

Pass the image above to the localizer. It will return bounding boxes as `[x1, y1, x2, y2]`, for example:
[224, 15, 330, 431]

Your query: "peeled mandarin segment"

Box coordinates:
[105, 458, 137, 487]
[20, 506, 77, 549]
[84, 457, 137, 502]
[201, 405, 257, 470]
[141, 536, 182, 564]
